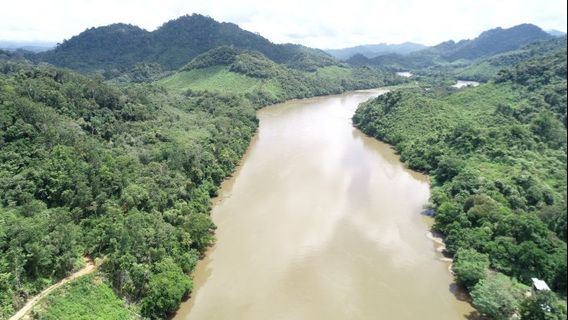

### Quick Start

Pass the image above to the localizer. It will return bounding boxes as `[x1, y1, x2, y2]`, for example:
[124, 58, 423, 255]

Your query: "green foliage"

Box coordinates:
[158, 66, 267, 95]
[452, 249, 490, 290]
[471, 273, 526, 320]
[285, 50, 338, 72]
[520, 291, 568, 320]
[354, 49, 567, 296]
[0, 61, 258, 318]
[183, 46, 240, 70]
[31, 273, 135, 320]
[435, 155, 465, 183]
[160, 48, 402, 104]
[456, 36, 567, 81]
[140, 258, 192, 319]
[107, 63, 171, 84]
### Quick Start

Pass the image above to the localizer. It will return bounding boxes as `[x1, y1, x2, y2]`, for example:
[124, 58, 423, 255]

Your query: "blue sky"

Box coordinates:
[0, 0, 566, 48]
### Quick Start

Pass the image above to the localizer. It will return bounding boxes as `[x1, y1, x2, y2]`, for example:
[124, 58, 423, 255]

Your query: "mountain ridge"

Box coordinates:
[36, 14, 337, 73]
[326, 42, 427, 60]
[345, 23, 554, 71]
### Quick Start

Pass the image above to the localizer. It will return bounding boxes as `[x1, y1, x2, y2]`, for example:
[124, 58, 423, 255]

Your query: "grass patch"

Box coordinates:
[314, 65, 352, 78]
[157, 66, 264, 94]
[31, 273, 136, 320]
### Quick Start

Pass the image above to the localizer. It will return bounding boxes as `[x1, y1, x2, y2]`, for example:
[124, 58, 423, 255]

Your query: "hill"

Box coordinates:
[326, 42, 427, 60]
[36, 14, 338, 73]
[348, 24, 554, 72]
[456, 36, 567, 81]
[156, 46, 401, 104]
[431, 23, 553, 61]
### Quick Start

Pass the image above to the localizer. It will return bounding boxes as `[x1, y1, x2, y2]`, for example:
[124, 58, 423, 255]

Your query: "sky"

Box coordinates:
[0, 0, 566, 49]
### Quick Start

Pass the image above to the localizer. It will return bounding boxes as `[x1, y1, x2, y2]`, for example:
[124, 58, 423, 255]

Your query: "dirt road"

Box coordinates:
[9, 258, 96, 320]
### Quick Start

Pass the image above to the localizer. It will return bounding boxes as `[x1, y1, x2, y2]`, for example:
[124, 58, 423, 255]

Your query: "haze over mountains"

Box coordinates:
[327, 24, 564, 61]
[325, 42, 427, 60]
[547, 29, 567, 37]
[346, 23, 560, 71]
[0, 41, 55, 53]
[427, 23, 553, 60]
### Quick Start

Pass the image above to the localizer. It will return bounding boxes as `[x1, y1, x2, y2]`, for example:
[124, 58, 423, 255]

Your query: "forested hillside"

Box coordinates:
[0, 61, 260, 318]
[456, 36, 567, 81]
[431, 24, 553, 61]
[348, 24, 554, 72]
[35, 14, 338, 74]
[354, 48, 567, 318]
[157, 46, 401, 105]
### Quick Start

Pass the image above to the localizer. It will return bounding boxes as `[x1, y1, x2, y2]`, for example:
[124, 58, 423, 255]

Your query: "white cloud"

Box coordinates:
[0, 0, 566, 48]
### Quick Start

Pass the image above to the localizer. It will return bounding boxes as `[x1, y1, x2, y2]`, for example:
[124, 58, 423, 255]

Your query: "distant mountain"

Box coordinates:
[347, 23, 554, 71]
[0, 40, 55, 53]
[456, 35, 567, 81]
[36, 14, 337, 73]
[428, 23, 553, 61]
[547, 29, 567, 37]
[0, 49, 12, 59]
[325, 42, 427, 60]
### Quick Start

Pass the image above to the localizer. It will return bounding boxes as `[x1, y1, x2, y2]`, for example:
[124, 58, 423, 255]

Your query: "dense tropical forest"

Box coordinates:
[0, 61, 260, 318]
[354, 45, 567, 319]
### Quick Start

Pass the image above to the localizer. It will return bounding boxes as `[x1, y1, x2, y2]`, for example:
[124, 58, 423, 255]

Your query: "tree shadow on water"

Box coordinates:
[448, 283, 487, 320]
[449, 282, 471, 303]
[464, 311, 486, 320]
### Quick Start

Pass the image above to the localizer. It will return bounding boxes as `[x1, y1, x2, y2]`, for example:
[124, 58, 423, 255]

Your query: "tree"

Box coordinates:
[140, 258, 192, 319]
[464, 194, 508, 226]
[453, 248, 490, 290]
[471, 273, 524, 320]
[520, 291, 567, 320]
[531, 111, 566, 148]
[435, 155, 465, 183]
[186, 213, 215, 251]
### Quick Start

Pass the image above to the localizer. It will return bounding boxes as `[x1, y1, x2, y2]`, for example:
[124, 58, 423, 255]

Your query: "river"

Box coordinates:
[173, 89, 475, 320]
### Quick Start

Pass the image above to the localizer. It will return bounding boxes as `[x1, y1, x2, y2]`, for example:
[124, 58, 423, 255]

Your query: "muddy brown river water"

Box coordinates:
[173, 89, 475, 320]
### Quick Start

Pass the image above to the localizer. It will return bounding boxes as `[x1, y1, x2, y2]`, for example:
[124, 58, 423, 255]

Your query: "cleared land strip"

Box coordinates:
[9, 258, 96, 320]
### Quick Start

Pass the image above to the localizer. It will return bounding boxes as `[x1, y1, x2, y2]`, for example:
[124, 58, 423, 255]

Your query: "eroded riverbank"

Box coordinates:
[173, 89, 475, 320]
